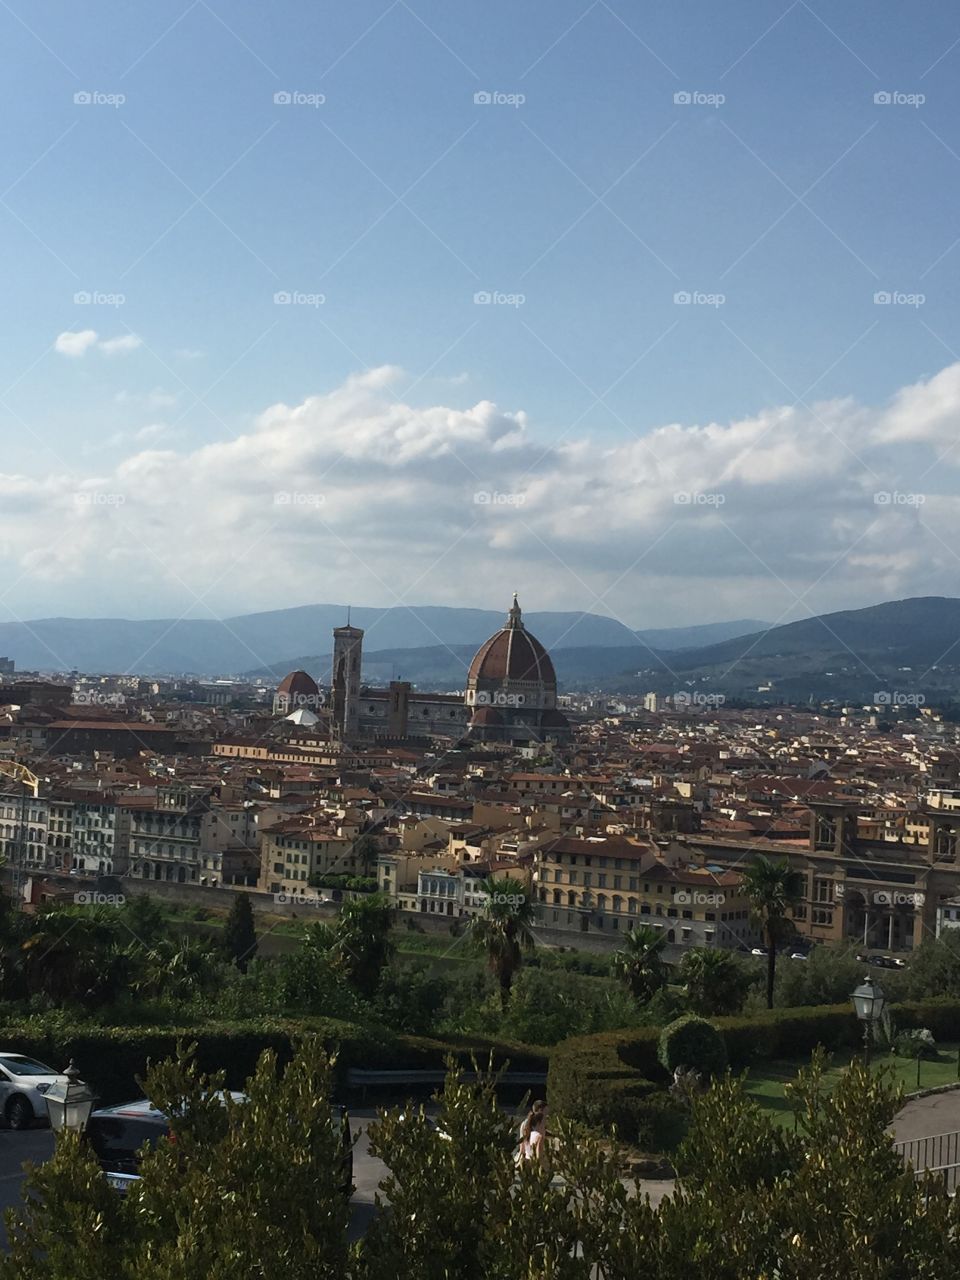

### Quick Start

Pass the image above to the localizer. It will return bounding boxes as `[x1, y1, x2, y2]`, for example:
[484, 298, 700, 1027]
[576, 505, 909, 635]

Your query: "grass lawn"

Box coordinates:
[747, 1044, 960, 1126]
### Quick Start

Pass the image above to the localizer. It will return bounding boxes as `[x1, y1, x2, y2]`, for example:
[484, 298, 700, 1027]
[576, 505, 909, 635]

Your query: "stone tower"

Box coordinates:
[332, 622, 364, 739]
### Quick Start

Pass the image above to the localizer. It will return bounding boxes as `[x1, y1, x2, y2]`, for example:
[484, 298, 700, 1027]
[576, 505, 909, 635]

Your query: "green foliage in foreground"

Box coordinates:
[5, 1044, 960, 1279]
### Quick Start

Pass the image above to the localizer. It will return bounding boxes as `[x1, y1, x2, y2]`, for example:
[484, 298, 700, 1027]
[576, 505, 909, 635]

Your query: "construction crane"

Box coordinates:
[0, 762, 40, 907]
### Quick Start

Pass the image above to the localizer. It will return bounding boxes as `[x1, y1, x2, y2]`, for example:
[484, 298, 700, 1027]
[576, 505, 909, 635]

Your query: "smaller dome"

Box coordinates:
[470, 706, 504, 726]
[277, 670, 318, 699]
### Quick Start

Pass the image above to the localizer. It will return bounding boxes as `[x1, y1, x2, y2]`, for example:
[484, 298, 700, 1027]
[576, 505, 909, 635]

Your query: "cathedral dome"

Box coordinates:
[277, 670, 319, 700]
[467, 596, 556, 686]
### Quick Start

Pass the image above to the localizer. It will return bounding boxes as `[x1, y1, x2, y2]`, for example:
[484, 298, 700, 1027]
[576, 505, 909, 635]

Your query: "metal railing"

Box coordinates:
[894, 1128, 960, 1196]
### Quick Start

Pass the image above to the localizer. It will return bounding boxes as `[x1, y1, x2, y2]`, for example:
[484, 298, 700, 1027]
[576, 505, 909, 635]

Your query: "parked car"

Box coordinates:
[867, 954, 906, 970]
[85, 1097, 353, 1195]
[0, 1053, 69, 1130]
[789, 951, 809, 961]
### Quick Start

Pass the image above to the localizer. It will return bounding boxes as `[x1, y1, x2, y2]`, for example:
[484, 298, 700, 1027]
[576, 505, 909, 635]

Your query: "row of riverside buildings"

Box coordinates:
[3, 601, 960, 954]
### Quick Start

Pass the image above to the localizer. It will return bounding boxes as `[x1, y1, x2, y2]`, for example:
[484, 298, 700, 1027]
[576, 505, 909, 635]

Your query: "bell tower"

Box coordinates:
[332, 619, 363, 740]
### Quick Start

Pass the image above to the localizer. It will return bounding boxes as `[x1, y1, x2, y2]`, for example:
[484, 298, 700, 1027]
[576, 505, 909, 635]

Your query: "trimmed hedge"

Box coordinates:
[548, 997, 960, 1150]
[658, 1015, 727, 1078]
[0, 1018, 550, 1106]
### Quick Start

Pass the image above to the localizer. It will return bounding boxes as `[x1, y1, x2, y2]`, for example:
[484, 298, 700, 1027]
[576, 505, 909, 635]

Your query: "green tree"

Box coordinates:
[19, 907, 129, 1006]
[222, 891, 258, 973]
[351, 832, 380, 878]
[741, 855, 804, 1009]
[119, 894, 167, 948]
[679, 947, 751, 1016]
[611, 922, 669, 1005]
[2, 1041, 351, 1280]
[334, 893, 394, 998]
[2, 1129, 133, 1280]
[471, 876, 535, 1008]
[658, 1013, 728, 1078]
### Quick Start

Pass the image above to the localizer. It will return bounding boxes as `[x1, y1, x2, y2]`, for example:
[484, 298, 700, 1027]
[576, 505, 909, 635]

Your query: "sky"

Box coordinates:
[3, 0, 960, 632]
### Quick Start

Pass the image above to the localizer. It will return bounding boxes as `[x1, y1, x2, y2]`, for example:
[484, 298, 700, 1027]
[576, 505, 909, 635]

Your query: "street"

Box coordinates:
[0, 1112, 389, 1249]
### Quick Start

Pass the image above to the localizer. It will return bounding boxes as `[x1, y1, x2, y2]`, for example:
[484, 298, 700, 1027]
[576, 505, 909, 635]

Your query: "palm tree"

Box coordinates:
[741, 856, 805, 1009]
[611, 923, 669, 1005]
[472, 876, 535, 1008]
[335, 894, 394, 997]
[679, 946, 750, 1016]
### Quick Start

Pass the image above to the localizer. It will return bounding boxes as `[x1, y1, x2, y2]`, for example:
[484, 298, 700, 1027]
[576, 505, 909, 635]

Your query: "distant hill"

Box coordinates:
[666, 597, 960, 673]
[244, 641, 676, 690]
[0, 603, 765, 677]
[252, 597, 960, 699]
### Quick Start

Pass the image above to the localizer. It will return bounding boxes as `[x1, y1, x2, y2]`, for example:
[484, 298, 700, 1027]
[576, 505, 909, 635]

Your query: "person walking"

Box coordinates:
[516, 1100, 547, 1165]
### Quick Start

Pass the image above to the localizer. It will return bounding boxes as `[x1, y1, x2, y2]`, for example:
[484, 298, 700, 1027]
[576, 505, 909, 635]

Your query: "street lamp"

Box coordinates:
[852, 975, 886, 1067]
[43, 1061, 97, 1136]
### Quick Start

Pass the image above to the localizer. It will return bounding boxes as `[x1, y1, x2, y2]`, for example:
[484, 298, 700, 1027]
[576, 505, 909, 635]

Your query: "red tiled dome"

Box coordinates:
[277, 669, 319, 699]
[470, 705, 504, 726]
[467, 597, 556, 685]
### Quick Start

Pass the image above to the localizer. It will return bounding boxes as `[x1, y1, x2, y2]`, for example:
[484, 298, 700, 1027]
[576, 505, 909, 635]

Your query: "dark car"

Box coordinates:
[85, 1096, 353, 1196]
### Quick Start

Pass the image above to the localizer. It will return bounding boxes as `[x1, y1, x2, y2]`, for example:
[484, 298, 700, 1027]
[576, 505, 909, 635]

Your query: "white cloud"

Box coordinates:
[55, 329, 98, 357]
[4, 362, 960, 623]
[99, 334, 143, 356]
[54, 330, 143, 358]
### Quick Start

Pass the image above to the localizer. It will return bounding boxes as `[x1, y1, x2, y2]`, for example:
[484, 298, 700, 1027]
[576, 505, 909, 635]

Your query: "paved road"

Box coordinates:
[0, 1115, 388, 1249]
[0, 1110, 673, 1249]
[892, 1089, 960, 1146]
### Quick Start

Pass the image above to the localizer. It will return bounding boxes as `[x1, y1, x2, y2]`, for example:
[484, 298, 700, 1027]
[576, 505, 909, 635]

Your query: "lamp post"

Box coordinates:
[43, 1061, 97, 1137]
[852, 976, 886, 1068]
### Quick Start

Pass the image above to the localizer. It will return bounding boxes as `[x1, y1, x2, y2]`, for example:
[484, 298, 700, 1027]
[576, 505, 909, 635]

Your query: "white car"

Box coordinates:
[0, 1053, 68, 1130]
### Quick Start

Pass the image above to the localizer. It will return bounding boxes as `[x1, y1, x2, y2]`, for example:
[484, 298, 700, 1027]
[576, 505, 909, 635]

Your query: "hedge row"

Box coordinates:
[0, 1018, 550, 1106]
[547, 998, 960, 1150]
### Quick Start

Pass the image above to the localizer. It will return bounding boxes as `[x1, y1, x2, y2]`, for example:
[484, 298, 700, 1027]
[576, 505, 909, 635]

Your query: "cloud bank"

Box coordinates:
[2, 363, 960, 626]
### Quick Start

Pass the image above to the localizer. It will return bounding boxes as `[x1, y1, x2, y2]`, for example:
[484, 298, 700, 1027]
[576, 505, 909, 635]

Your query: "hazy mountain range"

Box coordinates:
[251, 597, 960, 700]
[0, 604, 766, 677]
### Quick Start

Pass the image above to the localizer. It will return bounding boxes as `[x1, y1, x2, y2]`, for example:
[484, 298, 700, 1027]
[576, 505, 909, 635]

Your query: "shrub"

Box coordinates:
[893, 1028, 937, 1060]
[0, 1017, 548, 1106]
[658, 1015, 728, 1078]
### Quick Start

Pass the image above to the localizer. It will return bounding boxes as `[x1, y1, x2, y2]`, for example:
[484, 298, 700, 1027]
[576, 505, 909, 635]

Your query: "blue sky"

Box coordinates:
[4, 1, 960, 628]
